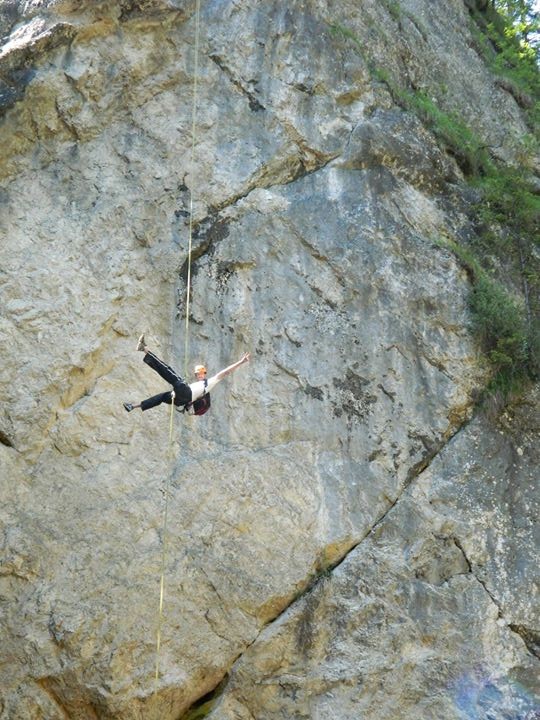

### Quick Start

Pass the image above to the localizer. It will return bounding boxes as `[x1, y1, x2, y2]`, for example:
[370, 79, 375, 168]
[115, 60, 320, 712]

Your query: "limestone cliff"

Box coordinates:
[0, 1, 538, 719]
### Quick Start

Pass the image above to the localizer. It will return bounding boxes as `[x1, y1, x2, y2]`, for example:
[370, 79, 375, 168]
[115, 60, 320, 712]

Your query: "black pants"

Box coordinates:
[140, 351, 192, 411]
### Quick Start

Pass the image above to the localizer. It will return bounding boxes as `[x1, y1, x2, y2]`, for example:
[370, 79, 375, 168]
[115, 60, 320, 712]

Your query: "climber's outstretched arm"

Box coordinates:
[214, 352, 250, 382]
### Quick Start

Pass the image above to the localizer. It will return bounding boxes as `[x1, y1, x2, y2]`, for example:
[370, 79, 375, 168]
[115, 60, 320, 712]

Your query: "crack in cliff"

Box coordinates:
[452, 536, 473, 574]
[508, 625, 540, 660]
[209, 53, 265, 112]
[36, 676, 107, 720]
[36, 679, 73, 720]
[0, 429, 14, 448]
[118, 3, 186, 24]
[176, 150, 336, 287]
[179, 676, 231, 720]
[452, 537, 540, 662]
[176, 412, 476, 718]
[54, 96, 81, 141]
[176, 45, 337, 266]
[453, 539, 503, 615]
[218, 144, 334, 211]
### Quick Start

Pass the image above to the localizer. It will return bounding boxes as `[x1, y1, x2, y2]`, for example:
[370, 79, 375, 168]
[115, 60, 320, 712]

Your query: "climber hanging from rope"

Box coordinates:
[123, 335, 250, 416]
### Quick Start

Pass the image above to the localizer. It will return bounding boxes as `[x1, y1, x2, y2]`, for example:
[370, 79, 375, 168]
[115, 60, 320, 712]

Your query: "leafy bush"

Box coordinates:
[475, 168, 540, 236]
[472, 164, 539, 383]
[470, 0, 539, 129]
[436, 238, 532, 392]
[470, 274, 529, 386]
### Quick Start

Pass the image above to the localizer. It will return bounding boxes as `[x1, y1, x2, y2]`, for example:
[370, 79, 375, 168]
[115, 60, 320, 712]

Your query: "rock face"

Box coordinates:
[0, 1, 537, 719]
[209, 391, 540, 720]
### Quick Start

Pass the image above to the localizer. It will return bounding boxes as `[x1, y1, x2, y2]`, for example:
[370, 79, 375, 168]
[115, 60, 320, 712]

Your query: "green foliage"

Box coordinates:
[471, 165, 539, 385]
[471, 0, 540, 129]
[433, 237, 482, 276]
[328, 28, 494, 176]
[393, 89, 493, 175]
[436, 238, 532, 393]
[470, 274, 529, 384]
[327, 22, 366, 58]
[391, 85, 539, 394]
[475, 167, 540, 236]
[381, 0, 402, 22]
[493, 0, 539, 52]
[491, 23, 539, 84]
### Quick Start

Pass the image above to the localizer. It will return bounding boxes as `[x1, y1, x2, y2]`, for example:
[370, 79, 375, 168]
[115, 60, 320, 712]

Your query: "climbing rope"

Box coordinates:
[184, 0, 201, 379]
[154, 390, 175, 693]
[154, 0, 201, 691]
[154, 394, 176, 688]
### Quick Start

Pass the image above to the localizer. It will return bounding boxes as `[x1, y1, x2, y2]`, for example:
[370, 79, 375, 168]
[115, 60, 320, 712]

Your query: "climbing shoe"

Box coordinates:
[123, 402, 134, 412]
[136, 334, 146, 352]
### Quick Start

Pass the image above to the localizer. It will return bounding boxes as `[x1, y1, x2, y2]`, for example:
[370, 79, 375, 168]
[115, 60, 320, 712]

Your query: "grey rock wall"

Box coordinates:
[0, 1, 537, 719]
[208, 390, 539, 720]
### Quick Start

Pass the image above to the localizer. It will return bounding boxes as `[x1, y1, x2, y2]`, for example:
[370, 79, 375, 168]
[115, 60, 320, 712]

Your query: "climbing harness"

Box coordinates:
[180, 377, 211, 415]
[154, 0, 201, 692]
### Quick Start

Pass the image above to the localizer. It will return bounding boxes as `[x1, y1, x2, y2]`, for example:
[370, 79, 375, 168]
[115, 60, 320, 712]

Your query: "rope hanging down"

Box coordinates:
[154, 0, 201, 691]
[184, 0, 201, 379]
[154, 391, 177, 689]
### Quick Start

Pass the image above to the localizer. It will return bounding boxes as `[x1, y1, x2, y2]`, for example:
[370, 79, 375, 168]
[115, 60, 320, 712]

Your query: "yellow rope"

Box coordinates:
[184, 0, 201, 379]
[154, 0, 201, 693]
[153, 396, 176, 689]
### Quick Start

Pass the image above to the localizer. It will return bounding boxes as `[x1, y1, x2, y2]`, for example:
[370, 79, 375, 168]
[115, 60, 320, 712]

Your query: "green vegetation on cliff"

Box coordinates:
[329, 1, 539, 399]
[470, 0, 539, 129]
